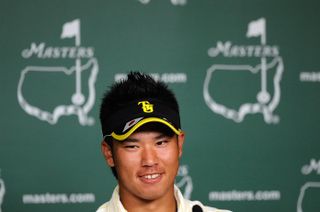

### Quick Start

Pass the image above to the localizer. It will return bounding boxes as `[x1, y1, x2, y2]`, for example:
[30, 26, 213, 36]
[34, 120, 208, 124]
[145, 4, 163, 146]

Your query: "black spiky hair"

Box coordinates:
[99, 71, 179, 135]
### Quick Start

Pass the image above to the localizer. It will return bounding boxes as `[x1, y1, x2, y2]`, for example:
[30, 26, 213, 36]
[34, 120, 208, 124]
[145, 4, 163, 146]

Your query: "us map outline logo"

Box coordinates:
[17, 19, 99, 126]
[203, 18, 284, 124]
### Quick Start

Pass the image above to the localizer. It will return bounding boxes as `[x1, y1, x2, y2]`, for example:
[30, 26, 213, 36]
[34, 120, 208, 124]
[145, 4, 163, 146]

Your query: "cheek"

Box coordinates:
[114, 150, 140, 176]
[159, 150, 180, 180]
[159, 145, 180, 166]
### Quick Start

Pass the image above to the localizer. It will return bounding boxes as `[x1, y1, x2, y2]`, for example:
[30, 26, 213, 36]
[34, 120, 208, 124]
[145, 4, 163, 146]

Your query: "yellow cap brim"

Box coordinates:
[110, 117, 182, 141]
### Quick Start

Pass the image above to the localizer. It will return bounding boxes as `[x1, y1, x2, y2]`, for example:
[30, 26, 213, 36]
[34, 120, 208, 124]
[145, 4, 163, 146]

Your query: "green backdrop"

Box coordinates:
[1, 0, 320, 211]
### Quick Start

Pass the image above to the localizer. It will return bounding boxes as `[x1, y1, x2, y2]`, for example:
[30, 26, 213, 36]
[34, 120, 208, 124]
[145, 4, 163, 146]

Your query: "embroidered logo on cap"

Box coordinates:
[123, 117, 143, 132]
[138, 101, 154, 113]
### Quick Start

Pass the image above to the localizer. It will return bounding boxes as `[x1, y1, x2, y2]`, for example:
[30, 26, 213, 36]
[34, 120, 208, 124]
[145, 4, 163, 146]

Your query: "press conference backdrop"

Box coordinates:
[1, 0, 320, 211]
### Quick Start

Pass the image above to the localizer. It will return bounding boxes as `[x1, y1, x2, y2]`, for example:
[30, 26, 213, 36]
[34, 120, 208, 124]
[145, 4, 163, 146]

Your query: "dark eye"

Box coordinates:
[156, 140, 168, 147]
[124, 145, 139, 149]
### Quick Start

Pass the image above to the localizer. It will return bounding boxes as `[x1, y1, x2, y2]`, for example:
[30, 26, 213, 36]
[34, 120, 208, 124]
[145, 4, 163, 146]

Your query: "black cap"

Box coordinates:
[103, 99, 181, 141]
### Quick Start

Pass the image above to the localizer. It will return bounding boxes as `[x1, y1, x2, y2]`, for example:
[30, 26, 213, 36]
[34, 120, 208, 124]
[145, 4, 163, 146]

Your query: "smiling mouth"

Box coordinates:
[143, 174, 160, 179]
[139, 173, 163, 184]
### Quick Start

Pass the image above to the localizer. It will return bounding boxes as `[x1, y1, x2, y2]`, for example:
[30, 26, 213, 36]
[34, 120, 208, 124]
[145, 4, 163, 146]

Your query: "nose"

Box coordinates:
[141, 146, 158, 167]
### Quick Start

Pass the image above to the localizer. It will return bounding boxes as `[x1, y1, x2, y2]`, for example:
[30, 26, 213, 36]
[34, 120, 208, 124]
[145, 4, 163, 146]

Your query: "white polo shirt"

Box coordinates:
[96, 185, 232, 212]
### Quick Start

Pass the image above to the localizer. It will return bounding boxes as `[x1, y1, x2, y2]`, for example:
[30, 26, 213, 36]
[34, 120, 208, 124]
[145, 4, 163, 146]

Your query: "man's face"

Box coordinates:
[102, 129, 184, 202]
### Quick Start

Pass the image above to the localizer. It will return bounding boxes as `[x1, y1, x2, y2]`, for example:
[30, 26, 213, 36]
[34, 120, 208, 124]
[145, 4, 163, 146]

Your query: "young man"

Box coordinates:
[97, 72, 231, 212]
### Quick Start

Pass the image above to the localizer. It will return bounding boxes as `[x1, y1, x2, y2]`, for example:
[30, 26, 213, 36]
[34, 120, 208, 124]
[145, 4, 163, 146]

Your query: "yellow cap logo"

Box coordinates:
[138, 101, 154, 113]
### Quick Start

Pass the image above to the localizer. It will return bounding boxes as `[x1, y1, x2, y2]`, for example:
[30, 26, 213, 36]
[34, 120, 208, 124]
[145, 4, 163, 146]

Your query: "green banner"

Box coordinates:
[1, 0, 320, 211]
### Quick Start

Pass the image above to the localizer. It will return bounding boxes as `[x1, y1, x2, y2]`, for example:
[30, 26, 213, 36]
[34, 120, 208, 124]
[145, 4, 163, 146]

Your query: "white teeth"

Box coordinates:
[143, 174, 160, 179]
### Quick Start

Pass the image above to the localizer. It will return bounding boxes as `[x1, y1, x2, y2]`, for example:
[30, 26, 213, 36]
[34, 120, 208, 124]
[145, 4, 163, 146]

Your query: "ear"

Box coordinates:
[101, 141, 115, 167]
[177, 132, 185, 158]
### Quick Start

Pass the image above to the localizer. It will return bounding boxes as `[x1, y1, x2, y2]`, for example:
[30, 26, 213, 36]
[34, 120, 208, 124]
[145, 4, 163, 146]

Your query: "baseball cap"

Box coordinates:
[103, 98, 182, 141]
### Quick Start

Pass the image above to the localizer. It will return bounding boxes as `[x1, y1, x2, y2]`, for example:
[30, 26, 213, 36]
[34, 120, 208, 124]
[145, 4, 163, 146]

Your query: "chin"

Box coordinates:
[138, 191, 164, 201]
[137, 184, 171, 201]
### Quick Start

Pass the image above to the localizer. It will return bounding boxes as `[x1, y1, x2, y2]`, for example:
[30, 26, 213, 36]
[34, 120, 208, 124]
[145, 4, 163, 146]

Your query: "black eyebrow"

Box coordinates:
[122, 132, 170, 143]
[122, 138, 139, 143]
[154, 134, 169, 140]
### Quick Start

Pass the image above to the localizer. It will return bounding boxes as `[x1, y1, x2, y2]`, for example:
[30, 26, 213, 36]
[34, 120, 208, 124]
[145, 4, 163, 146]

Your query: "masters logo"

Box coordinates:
[17, 19, 99, 126]
[203, 18, 284, 124]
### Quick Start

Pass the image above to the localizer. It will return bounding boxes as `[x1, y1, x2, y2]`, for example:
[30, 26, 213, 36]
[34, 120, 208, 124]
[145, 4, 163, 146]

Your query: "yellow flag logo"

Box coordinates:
[138, 101, 154, 113]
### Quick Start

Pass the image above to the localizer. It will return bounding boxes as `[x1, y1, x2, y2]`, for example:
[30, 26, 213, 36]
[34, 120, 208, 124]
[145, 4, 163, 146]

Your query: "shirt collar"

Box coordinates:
[111, 185, 186, 212]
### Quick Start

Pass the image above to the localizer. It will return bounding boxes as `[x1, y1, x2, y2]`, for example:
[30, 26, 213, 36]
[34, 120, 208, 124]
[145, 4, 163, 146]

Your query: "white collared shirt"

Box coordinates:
[96, 185, 231, 212]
